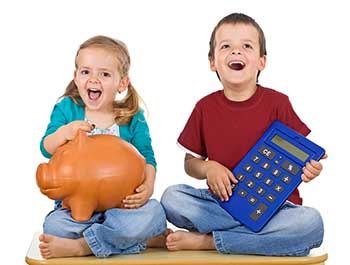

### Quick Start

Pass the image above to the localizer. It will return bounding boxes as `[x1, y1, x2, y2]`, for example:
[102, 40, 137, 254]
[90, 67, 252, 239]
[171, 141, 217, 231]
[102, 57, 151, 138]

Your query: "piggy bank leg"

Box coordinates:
[70, 202, 97, 222]
[82, 199, 166, 257]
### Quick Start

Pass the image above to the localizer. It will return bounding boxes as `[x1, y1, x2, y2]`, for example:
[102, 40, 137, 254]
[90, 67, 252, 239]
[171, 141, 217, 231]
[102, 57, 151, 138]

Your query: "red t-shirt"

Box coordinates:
[178, 85, 310, 205]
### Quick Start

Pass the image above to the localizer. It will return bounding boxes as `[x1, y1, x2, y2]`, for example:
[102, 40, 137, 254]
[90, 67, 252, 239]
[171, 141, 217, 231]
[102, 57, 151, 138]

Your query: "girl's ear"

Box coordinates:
[73, 70, 78, 86]
[118, 76, 130, 93]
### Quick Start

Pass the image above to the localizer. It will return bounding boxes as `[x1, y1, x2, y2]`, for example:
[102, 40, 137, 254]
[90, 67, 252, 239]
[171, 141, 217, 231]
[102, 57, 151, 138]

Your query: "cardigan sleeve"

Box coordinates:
[39, 97, 84, 158]
[128, 111, 157, 169]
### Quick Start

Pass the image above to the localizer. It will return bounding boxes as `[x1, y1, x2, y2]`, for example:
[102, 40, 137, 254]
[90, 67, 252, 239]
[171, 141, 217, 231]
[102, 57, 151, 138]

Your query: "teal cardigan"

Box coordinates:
[40, 97, 157, 169]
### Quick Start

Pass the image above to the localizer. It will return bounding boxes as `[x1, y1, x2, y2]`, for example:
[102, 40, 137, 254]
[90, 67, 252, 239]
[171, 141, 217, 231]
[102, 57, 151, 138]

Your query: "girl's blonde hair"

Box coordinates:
[62, 35, 140, 125]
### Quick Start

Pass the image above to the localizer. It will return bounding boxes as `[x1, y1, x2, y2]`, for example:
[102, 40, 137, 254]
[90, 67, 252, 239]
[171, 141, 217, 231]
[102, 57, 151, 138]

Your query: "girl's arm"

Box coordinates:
[123, 164, 155, 209]
[43, 121, 93, 155]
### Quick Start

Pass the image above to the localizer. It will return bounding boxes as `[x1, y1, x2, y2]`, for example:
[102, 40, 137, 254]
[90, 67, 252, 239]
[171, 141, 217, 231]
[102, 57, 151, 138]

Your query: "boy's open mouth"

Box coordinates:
[228, 61, 245, 71]
[88, 88, 102, 100]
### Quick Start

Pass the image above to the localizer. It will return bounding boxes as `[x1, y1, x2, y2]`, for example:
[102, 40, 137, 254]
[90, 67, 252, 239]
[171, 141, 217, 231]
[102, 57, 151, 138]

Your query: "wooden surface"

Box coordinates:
[26, 233, 327, 265]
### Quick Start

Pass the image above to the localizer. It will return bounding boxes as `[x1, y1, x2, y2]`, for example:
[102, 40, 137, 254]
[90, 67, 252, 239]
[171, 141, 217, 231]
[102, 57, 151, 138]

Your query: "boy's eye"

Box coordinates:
[220, 44, 230, 49]
[243, 43, 253, 49]
[81, 70, 89, 75]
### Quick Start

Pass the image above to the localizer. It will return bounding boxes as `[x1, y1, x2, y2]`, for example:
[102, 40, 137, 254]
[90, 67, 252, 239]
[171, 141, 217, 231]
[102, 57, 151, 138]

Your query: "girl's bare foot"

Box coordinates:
[166, 230, 215, 251]
[147, 228, 173, 248]
[38, 234, 92, 259]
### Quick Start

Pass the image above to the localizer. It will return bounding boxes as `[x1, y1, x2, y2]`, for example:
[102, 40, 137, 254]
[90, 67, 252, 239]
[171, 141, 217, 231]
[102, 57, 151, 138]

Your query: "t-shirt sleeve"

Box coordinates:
[277, 96, 311, 136]
[177, 104, 207, 159]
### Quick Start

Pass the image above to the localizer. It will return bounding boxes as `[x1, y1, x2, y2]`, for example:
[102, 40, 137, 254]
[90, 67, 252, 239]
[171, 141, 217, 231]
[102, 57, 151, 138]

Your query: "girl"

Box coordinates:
[38, 35, 167, 258]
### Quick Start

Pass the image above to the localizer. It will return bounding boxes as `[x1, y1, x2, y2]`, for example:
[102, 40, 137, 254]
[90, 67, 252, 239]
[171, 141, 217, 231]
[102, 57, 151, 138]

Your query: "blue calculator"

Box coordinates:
[218, 121, 325, 232]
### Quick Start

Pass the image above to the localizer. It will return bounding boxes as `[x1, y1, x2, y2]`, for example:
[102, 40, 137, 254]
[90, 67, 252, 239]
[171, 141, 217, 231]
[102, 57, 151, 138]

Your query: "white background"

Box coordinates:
[1, 0, 348, 264]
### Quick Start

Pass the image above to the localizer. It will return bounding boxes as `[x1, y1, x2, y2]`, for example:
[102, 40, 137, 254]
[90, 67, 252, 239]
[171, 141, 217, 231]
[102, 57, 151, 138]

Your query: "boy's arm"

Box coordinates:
[185, 153, 237, 201]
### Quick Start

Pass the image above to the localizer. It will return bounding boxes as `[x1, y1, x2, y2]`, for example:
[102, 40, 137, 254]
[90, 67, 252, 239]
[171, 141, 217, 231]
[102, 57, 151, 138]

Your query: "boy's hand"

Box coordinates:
[123, 182, 154, 209]
[301, 154, 328, 182]
[206, 161, 238, 202]
[61, 121, 94, 141]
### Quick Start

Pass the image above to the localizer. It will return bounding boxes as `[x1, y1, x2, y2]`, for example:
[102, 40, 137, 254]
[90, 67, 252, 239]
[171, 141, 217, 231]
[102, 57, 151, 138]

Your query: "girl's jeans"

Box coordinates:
[161, 184, 324, 256]
[43, 199, 167, 257]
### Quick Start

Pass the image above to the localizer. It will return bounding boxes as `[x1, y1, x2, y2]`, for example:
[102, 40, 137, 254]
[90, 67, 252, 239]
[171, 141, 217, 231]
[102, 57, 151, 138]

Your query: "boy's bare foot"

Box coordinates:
[166, 230, 215, 251]
[38, 234, 92, 259]
[147, 228, 173, 248]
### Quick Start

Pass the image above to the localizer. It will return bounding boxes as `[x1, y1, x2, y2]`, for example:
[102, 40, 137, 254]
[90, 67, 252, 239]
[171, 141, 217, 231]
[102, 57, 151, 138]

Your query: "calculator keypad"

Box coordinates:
[233, 145, 298, 222]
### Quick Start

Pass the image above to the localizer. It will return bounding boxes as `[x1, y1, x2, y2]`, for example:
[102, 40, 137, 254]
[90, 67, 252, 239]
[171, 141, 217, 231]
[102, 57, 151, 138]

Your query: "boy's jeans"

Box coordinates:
[43, 199, 166, 257]
[161, 184, 324, 256]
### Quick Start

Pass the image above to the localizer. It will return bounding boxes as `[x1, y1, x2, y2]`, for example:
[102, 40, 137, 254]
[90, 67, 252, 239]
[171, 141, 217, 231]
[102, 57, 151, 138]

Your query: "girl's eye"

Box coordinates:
[243, 43, 253, 49]
[101, 72, 111, 77]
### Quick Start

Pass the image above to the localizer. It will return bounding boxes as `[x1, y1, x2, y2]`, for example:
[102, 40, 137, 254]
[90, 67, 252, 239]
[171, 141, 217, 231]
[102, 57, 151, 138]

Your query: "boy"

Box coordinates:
[161, 13, 327, 256]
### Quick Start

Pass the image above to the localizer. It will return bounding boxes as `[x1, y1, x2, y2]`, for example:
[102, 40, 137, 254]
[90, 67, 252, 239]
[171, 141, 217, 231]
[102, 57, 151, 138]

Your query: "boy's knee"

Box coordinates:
[161, 184, 187, 209]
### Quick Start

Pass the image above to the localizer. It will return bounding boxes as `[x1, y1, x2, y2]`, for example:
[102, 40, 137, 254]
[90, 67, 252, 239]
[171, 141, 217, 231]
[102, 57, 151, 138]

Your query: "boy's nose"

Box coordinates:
[231, 48, 241, 55]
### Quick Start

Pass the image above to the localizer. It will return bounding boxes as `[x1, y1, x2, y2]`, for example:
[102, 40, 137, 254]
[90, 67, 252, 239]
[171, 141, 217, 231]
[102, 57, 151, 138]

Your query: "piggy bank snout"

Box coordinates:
[36, 163, 51, 190]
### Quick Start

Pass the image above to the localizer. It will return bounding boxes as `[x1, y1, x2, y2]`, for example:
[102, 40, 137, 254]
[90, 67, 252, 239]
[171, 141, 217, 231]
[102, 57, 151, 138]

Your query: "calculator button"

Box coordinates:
[281, 161, 300, 175]
[273, 184, 284, 193]
[236, 173, 246, 182]
[238, 189, 248, 198]
[271, 168, 281, 177]
[243, 164, 253, 173]
[253, 171, 263, 179]
[258, 146, 276, 160]
[266, 194, 276, 203]
[248, 196, 258, 205]
[245, 180, 256, 189]
[250, 203, 268, 221]
[263, 178, 274, 186]
[281, 175, 292, 184]
[256, 186, 266, 196]
[261, 162, 271, 170]
[230, 183, 238, 191]
[251, 155, 261, 164]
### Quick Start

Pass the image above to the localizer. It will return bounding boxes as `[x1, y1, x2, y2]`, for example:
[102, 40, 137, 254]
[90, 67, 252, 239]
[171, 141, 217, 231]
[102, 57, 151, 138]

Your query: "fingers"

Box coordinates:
[302, 160, 323, 182]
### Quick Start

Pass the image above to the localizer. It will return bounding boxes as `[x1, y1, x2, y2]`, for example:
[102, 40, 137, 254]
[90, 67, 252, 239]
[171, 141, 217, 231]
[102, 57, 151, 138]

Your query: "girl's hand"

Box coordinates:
[123, 182, 154, 209]
[61, 121, 94, 141]
[206, 161, 238, 202]
[302, 154, 328, 182]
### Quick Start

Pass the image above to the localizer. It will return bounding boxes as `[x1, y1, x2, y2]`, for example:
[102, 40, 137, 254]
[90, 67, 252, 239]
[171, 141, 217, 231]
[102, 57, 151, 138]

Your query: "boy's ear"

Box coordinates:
[258, 55, 267, 71]
[209, 57, 217, 72]
[118, 76, 130, 93]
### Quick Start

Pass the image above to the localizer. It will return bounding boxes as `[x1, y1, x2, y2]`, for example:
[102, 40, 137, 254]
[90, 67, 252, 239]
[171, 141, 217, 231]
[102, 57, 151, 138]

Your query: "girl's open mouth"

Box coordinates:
[88, 88, 102, 100]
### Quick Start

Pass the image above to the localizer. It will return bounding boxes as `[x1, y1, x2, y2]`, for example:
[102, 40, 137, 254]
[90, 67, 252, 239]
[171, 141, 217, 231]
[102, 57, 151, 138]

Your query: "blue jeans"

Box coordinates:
[161, 184, 324, 256]
[43, 199, 167, 257]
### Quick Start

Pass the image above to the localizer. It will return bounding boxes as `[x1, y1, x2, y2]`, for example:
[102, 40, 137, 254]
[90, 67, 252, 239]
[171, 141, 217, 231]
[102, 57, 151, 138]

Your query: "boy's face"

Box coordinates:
[210, 23, 266, 87]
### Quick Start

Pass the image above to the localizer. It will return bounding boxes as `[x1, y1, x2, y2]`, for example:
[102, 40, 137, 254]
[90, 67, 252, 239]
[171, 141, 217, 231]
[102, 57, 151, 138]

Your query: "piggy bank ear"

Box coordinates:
[72, 129, 88, 148]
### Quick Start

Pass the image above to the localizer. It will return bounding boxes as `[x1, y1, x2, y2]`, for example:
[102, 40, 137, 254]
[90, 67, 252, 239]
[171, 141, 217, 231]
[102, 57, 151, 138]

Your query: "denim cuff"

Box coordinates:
[83, 229, 110, 258]
[212, 231, 226, 253]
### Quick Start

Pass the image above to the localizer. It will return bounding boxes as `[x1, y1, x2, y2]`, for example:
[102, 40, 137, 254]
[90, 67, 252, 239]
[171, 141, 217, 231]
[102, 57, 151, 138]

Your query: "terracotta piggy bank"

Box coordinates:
[36, 130, 145, 221]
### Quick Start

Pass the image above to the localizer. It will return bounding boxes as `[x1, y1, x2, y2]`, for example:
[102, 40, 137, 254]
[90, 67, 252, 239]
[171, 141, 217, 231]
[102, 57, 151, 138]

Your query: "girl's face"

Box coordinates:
[210, 23, 266, 88]
[74, 47, 129, 112]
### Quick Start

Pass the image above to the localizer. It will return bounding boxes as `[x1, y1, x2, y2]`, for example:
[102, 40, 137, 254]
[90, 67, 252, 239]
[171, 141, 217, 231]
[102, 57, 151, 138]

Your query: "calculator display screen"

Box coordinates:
[271, 135, 309, 162]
